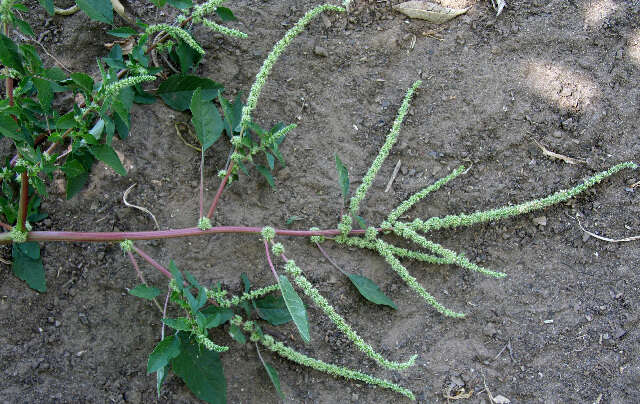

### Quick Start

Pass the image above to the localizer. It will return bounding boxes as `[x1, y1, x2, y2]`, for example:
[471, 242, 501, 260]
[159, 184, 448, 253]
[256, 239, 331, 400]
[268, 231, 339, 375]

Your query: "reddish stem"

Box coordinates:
[5, 226, 371, 243]
[264, 239, 279, 282]
[199, 152, 204, 218]
[206, 160, 234, 219]
[127, 250, 147, 284]
[315, 242, 348, 276]
[132, 246, 173, 279]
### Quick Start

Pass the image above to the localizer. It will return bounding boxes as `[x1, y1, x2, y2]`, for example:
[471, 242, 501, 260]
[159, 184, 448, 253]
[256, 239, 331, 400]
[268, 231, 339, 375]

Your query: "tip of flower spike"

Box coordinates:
[119, 239, 133, 252]
[261, 226, 276, 241]
[9, 227, 28, 243]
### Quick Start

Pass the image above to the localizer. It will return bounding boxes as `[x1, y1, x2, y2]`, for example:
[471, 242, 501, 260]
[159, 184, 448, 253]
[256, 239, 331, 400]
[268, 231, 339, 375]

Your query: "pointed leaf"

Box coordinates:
[190, 87, 223, 151]
[70, 72, 94, 94]
[156, 366, 168, 398]
[76, 0, 114, 24]
[201, 306, 234, 328]
[228, 324, 246, 344]
[0, 114, 20, 140]
[346, 273, 397, 309]
[129, 284, 161, 300]
[39, 0, 54, 15]
[157, 74, 223, 111]
[89, 144, 126, 176]
[241, 272, 251, 293]
[392, 1, 470, 24]
[166, 0, 192, 9]
[12, 242, 45, 292]
[147, 335, 181, 374]
[107, 27, 137, 38]
[256, 165, 275, 189]
[261, 361, 284, 399]
[171, 334, 226, 404]
[0, 33, 24, 74]
[278, 275, 310, 343]
[353, 215, 367, 230]
[215, 6, 236, 21]
[335, 154, 349, 205]
[168, 261, 184, 290]
[255, 294, 292, 325]
[162, 317, 192, 331]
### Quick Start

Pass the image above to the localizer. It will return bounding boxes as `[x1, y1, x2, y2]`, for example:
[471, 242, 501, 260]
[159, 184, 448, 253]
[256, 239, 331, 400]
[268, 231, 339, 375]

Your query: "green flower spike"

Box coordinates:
[309, 227, 325, 244]
[375, 238, 464, 318]
[102, 75, 156, 99]
[271, 242, 285, 256]
[260, 337, 415, 400]
[349, 80, 421, 216]
[284, 259, 417, 370]
[145, 24, 205, 55]
[241, 4, 346, 127]
[9, 226, 28, 243]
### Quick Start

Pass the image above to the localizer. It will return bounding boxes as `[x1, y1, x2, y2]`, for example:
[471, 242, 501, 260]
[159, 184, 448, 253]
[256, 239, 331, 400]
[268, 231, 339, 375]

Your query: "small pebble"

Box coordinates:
[313, 45, 329, 57]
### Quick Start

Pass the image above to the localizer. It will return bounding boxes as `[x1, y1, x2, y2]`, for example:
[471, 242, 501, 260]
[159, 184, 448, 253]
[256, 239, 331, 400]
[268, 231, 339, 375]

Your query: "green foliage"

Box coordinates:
[12, 242, 45, 292]
[157, 74, 223, 111]
[346, 273, 397, 309]
[335, 153, 349, 206]
[128, 284, 161, 300]
[278, 274, 310, 343]
[190, 87, 223, 151]
[76, 0, 113, 24]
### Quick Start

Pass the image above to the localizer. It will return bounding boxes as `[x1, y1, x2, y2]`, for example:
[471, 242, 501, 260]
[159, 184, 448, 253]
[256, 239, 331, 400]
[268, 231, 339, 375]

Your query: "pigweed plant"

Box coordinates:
[0, 0, 636, 402]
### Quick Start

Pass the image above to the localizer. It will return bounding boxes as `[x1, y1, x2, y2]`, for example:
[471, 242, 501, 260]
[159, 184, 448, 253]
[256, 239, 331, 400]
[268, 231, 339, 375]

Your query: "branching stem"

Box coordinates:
[132, 246, 172, 279]
[206, 160, 234, 219]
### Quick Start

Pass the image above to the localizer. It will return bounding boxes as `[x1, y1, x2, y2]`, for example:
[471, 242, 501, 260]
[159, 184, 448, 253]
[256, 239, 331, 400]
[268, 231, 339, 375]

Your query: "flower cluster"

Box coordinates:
[146, 24, 205, 54]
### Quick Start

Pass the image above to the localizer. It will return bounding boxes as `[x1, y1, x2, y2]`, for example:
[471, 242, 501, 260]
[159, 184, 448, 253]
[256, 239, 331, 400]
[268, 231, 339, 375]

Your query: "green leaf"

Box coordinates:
[218, 93, 243, 138]
[65, 172, 89, 199]
[261, 361, 284, 399]
[215, 6, 236, 21]
[190, 87, 223, 151]
[70, 72, 94, 94]
[39, 0, 54, 15]
[32, 77, 53, 111]
[354, 215, 367, 230]
[171, 333, 226, 404]
[13, 18, 35, 38]
[0, 114, 20, 140]
[149, 0, 166, 7]
[184, 270, 201, 289]
[44, 67, 67, 81]
[335, 154, 350, 206]
[156, 365, 168, 398]
[89, 144, 127, 176]
[107, 27, 138, 38]
[168, 261, 184, 290]
[76, 0, 113, 24]
[166, 0, 192, 9]
[346, 273, 397, 309]
[12, 242, 46, 292]
[201, 306, 234, 328]
[147, 335, 181, 374]
[228, 324, 246, 344]
[129, 284, 161, 300]
[278, 275, 310, 343]
[162, 317, 192, 331]
[254, 294, 292, 325]
[256, 165, 275, 189]
[265, 152, 275, 170]
[0, 33, 24, 74]
[174, 38, 202, 73]
[285, 216, 303, 225]
[157, 74, 223, 111]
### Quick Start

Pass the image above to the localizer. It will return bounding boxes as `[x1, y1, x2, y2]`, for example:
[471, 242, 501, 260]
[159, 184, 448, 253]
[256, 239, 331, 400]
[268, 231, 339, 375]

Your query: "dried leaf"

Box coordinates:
[493, 395, 511, 404]
[393, 1, 470, 24]
[534, 140, 586, 165]
[104, 37, 135, 55]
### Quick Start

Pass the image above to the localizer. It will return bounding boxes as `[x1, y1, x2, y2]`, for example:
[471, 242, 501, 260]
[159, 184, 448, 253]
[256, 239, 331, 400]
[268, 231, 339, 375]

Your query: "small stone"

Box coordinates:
[314, 45, 329, 57]
[552, 130, 563, 138]
[533, 216, 547, 226]
[321, 13, 332, 28]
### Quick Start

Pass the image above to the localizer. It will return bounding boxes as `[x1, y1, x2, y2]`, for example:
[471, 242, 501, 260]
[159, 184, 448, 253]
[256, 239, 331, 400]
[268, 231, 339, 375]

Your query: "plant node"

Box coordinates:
[119, 239, 133, 252]
[198, 216, 212, 231]
[261, 226, 275, 241]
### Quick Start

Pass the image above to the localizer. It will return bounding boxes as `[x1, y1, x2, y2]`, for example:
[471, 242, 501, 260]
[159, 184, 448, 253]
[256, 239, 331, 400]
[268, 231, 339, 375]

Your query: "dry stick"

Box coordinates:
[384, 160, 402, 193]
[574, 215, 640, 243]
[123, 184, 159, 230]
[315, 242, 348, 276]
[132, 245, 173, 279]
[264, 239, 279, 281]
[127, 251, 163, 312]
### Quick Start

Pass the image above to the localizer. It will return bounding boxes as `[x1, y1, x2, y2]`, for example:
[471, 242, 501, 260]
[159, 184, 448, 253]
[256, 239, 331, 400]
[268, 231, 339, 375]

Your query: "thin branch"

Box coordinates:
[132, 246, 173, 279]
[315, 242, 348, 276]
[161, 286, 170, 340]
[127, 250, 163, 312]
[206, 160, 234, 219]
[574, 215, 640, 243]
[264, 239, 279, 281]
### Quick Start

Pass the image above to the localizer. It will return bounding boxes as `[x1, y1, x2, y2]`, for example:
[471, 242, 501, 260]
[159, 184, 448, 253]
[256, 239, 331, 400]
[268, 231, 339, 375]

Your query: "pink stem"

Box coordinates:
[206, 160, 234, 219]
[315, 242, 348, 276]
[199, 152, 204, 218]
[127, 250, 147, 284]
[132, 246, 172, 279]
[7, 226, 372, 243]
[264, 239, 279, 282]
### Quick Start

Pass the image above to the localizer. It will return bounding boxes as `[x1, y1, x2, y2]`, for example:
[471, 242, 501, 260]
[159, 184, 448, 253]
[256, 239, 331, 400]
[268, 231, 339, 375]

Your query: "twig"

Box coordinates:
[161, 286, 170, 340]
[384, 160, 401, 192]
[574, 215, 640, 243]
[534, 139, 586, 165]
[175, 122, 201, 152]
[123, 184, 160, 230]
[132, 246, 172, 279]
[206, 160, 234, 219]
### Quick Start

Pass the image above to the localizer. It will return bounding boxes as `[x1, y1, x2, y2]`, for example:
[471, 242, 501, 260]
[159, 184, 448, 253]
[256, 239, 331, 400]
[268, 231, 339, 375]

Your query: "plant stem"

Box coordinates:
[315, 242, 348, 276]
[206, 160, 234, 219]
[132, 246, 173, 279]
[161, 286, 170, 340]
[127, 250, 163, 312]
[17, 172, 28, 232]
[199, 151, 205, 218]
[0, 226, 372, 243]
[264, 239, 279, 281]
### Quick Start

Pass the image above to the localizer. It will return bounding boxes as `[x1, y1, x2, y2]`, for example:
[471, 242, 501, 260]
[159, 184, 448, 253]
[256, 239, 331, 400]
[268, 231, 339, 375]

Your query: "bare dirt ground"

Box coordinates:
[1, 0, 639, 402]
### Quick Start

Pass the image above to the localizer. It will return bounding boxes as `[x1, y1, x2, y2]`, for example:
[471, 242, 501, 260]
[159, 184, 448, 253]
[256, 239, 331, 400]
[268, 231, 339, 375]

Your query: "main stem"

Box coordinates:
[0, 226, 372, 243]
